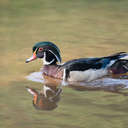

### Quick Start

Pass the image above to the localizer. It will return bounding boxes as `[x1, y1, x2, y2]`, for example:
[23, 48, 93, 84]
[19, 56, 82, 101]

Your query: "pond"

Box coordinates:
[1, 0, 128, 128]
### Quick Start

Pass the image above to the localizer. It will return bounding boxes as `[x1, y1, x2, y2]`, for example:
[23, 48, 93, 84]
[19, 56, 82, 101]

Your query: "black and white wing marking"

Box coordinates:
[61, 58, 109, 71]
[60, 57, 111, 80]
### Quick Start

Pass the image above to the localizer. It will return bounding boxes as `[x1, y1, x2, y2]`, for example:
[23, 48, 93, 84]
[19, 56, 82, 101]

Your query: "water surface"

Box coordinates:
[1, 0, 128, 128]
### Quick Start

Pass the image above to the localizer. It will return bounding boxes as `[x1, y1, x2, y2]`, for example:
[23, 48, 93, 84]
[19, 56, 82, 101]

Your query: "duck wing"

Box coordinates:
[61, 52, 128, 72]
[61, 57, 108, 71]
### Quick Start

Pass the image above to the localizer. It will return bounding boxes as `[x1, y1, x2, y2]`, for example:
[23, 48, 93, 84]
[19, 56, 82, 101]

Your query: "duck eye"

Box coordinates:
[38, 48, 43, 52]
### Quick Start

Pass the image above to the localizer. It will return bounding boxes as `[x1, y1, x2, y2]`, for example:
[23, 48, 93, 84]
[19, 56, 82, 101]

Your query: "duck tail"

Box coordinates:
[107, 52, 128, 74]
[119, 53, 128, 60]
[105, 52, 127, 59]
[109, 59, 128, 74]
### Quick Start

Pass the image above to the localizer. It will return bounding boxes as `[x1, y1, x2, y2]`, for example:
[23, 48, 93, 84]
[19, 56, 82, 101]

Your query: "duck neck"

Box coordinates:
[43, 51, 57, 65]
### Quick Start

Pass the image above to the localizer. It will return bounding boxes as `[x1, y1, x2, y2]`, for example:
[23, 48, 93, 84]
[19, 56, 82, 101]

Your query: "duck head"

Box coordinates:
[26, 41, 61, 65]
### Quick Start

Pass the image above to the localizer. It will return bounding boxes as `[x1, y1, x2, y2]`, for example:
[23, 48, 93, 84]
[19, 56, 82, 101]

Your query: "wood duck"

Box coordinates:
[26, 85, 62, 110]
[26, 41, 128, 82]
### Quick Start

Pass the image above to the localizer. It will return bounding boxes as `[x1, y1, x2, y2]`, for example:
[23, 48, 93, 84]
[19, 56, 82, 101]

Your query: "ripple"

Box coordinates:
[26, 72, 128, 89]
[26, 72, 44, 83]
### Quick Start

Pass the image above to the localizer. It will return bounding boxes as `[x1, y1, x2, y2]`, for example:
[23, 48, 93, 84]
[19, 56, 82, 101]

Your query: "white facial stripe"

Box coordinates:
[48, 49, 61, 63]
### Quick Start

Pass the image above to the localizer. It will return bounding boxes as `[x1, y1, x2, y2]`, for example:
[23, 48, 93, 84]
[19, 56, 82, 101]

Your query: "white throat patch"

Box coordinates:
[43, 52, 55, 65]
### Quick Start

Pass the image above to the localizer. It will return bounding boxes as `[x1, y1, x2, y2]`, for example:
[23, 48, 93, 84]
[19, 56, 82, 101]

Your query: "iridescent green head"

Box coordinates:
[26, 41, 62, 65]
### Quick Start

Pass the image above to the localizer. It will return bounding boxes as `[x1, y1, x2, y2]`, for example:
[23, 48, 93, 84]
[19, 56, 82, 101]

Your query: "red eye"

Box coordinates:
[38, 48, 43, 52]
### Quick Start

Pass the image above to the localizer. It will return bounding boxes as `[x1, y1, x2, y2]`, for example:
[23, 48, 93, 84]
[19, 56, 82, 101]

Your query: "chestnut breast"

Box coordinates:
[42, 65, 63, 79]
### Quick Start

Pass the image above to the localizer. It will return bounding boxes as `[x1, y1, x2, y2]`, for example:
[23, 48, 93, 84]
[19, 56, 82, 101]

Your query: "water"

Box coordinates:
[26, 71, 128, 89]
[1, 0, 128, 127]
[26, 72, 44, 83]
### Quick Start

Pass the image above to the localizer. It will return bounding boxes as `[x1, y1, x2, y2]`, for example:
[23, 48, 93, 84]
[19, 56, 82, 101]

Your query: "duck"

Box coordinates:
[26, 41, 128, 82]
[26, 85, 62, 110]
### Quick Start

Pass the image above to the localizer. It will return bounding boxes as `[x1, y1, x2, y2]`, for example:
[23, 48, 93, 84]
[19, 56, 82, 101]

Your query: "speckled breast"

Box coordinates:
[41, 65, 63, 79]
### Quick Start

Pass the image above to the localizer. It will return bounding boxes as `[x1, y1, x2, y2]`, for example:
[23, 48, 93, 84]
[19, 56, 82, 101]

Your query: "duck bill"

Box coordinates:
[26, 52, 37, 63]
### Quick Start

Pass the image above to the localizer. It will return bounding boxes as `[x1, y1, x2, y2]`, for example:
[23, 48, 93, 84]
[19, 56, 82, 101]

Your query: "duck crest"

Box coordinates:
[33, 41, 61, 64]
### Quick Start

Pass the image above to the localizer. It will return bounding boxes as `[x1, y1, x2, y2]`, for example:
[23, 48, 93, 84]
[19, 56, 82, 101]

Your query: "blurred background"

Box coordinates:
[0, 0, 128, 128]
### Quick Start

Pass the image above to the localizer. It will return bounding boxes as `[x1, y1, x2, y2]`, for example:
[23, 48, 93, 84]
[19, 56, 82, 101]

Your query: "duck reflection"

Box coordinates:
[43, 75, 128, 96]
[26, 85, 62, 110]
[68, 82, 128, 96]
